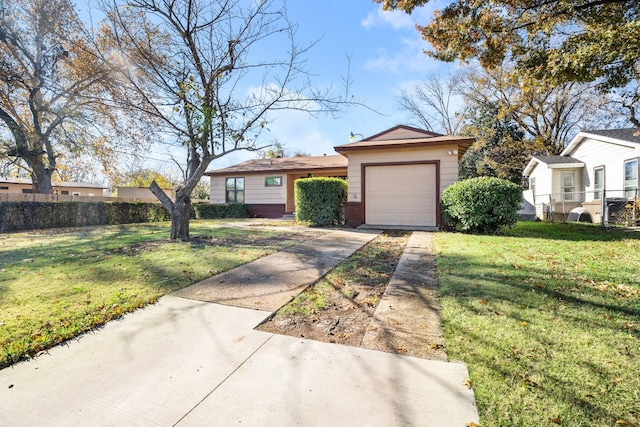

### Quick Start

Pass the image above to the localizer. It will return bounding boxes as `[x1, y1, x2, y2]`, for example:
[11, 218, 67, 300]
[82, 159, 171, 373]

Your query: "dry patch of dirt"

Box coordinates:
[258, 231, 409, 347]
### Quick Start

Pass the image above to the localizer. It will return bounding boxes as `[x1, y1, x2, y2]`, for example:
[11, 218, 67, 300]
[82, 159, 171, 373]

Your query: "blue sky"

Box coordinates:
[208, 0, 454, 169]
[78, 1, 455, 175]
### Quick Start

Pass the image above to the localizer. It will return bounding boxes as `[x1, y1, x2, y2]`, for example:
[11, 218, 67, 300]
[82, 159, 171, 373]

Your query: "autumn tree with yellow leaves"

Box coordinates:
[0, 0, 143, 193]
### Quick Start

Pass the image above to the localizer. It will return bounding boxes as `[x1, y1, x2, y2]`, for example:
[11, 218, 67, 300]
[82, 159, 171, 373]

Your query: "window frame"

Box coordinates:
[624, 158, 638, 199]
[265, 175, 282, 187]
[225, 177, 245, 203]
[561, 171, 576, 201]
[593, 166, 604, 200]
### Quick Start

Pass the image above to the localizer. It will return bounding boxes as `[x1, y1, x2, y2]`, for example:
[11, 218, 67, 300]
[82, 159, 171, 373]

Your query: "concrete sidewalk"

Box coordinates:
[0, 229, 479, 426]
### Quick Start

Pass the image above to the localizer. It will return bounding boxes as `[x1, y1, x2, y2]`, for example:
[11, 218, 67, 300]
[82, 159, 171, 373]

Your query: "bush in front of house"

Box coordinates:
[191, 202, 248, 219]
[295, 177, 347, 226]
[441, 176, 522, 234]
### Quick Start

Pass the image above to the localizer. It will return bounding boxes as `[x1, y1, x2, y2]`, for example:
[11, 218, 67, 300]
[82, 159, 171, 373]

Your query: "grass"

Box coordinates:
[0, 220, 312, 368]
[276, 231, 409, 316]
[435, 222, 640, 426]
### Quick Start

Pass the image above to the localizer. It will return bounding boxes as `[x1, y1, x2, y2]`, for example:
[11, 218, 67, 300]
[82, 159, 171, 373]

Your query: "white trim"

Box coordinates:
[562, 131, 640, 156]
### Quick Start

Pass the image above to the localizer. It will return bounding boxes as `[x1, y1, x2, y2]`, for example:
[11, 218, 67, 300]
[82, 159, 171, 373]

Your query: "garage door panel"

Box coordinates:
[365, 164, 437, 227]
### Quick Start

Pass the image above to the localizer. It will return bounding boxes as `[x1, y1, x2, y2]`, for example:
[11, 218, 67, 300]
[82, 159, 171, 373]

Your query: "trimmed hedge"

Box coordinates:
[295, 177, 347, 226]
[0, 201, 248, 232]
[191, 203, 248, 219]
[441, 176, 522, 234]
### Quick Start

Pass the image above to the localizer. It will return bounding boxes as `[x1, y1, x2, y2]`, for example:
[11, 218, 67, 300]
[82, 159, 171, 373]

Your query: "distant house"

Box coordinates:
[523, 128, 640, 222]
[117, 186, 174, 201]
[0, 177, 106, 196]
[205, 125, 474, 228]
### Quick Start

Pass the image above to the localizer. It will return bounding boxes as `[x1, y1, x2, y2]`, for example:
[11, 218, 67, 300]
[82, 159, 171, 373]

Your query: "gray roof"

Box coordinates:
[584, 128, 640, 144]
[533, 155, 583, 164]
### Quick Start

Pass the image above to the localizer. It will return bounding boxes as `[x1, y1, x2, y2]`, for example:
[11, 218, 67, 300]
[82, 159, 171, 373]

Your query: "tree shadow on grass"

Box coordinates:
[436, 252, 640, 425]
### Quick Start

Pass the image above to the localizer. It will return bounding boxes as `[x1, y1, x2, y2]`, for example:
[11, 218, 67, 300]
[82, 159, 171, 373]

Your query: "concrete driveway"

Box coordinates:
[0, 229, 479, 426]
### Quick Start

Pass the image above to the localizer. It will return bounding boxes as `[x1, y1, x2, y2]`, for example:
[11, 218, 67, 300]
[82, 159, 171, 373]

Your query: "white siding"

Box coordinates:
[569, 137, 639, 199]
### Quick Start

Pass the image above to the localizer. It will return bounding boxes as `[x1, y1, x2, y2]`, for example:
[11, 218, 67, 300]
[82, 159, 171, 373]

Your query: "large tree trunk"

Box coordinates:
[30, 164, 53, 194]
[150, 181, 191, 241]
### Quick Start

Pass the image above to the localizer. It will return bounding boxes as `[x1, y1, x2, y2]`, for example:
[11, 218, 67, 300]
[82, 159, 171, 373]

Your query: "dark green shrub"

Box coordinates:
[0, 201, 170, 232]
[295, 177, 347, 226]
[441, 176, 522, 234]
[191, 202, 248, 219]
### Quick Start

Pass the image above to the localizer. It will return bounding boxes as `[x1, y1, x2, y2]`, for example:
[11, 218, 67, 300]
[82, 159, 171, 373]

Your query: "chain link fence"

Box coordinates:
[522, 189, 640, 226]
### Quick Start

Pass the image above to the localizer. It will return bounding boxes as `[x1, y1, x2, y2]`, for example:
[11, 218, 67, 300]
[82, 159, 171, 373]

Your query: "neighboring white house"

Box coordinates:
[523, 128, 640, 222]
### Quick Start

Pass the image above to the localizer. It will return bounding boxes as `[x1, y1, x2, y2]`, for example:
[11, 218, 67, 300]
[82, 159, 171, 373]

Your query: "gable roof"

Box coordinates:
[523, 155, 585, 176]
[562, 128, 640, 156]
[334, 125, 474, 156]
[359, 124, 443, 141]
[204, 154, 347, 176]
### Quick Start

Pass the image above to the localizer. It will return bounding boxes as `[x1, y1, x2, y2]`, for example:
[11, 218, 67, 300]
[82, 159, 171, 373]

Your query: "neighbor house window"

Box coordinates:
[0, 186, 8, 191]
[529, 177, 536, 195]
[265, 176, 282, 187]
[61, 190, 69, 195]
[226, 177, 245, 203]
[594, 167, 604, 200]
[562, 171, 576, 201]
[21, 188, 32, 194]
[624, 159, 638, 198]
[72, 192, 81, 196]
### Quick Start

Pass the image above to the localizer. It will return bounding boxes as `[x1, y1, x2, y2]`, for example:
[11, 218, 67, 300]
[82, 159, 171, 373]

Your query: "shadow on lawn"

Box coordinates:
[436, 252, 640, 425]
[501, 221, 640, 242]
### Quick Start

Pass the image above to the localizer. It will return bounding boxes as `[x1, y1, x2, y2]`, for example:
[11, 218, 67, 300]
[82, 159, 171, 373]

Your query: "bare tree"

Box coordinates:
[102, 0, 358, 240]
[398, 73, 466, 135]
[457, 65, 609, 154]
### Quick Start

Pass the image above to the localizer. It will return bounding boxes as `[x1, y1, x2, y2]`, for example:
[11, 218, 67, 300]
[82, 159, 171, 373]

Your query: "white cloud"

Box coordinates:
[363, 36, 442, 75]
[361, 8, 414, 30]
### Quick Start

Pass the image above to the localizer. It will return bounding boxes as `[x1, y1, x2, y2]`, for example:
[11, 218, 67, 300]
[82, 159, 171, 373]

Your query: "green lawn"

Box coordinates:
[0, 221, 312, 368]
[435, 222, 640, 426]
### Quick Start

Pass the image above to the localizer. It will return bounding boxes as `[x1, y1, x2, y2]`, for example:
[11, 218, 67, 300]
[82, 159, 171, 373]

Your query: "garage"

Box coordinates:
[365, 164, 437, 227]
[334, 125, 474, 229]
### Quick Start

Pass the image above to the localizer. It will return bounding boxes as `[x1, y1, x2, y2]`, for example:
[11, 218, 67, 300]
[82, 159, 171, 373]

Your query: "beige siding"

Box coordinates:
[209, 174, 286, 204]
[345, 145, 459, 203]
[372, 128, 431, 141]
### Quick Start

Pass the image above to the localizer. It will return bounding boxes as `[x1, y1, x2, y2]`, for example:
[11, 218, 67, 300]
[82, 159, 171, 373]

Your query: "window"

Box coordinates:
[0, 186, 8, 191]
[225, 177, 245, 203]
[21, 188, 33, 194]
[61, 190, 69, 195]
[529, 177, 536, 195]
[594, 167, 604, 200]
[72, 192, 81, 196]
[562, 172, 575, 201]
[265, 176, 282, 187]
[624, 159, 638, 198]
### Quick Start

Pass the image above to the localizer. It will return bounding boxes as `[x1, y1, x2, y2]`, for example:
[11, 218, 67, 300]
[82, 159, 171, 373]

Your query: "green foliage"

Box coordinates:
[459, 102, 528, 184]
[295, 178, 347, 226]
[377, 0, 640, 91]
[0, 201, 170, 232]
[191, 179, 210, 200]
[120, 168, 174, 190]
[441, 177, 522, 233]
[190, 203, 248, 219]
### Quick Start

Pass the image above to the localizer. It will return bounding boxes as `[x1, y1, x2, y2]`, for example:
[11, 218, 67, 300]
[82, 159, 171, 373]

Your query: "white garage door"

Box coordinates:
[365, 164, 437, 227]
